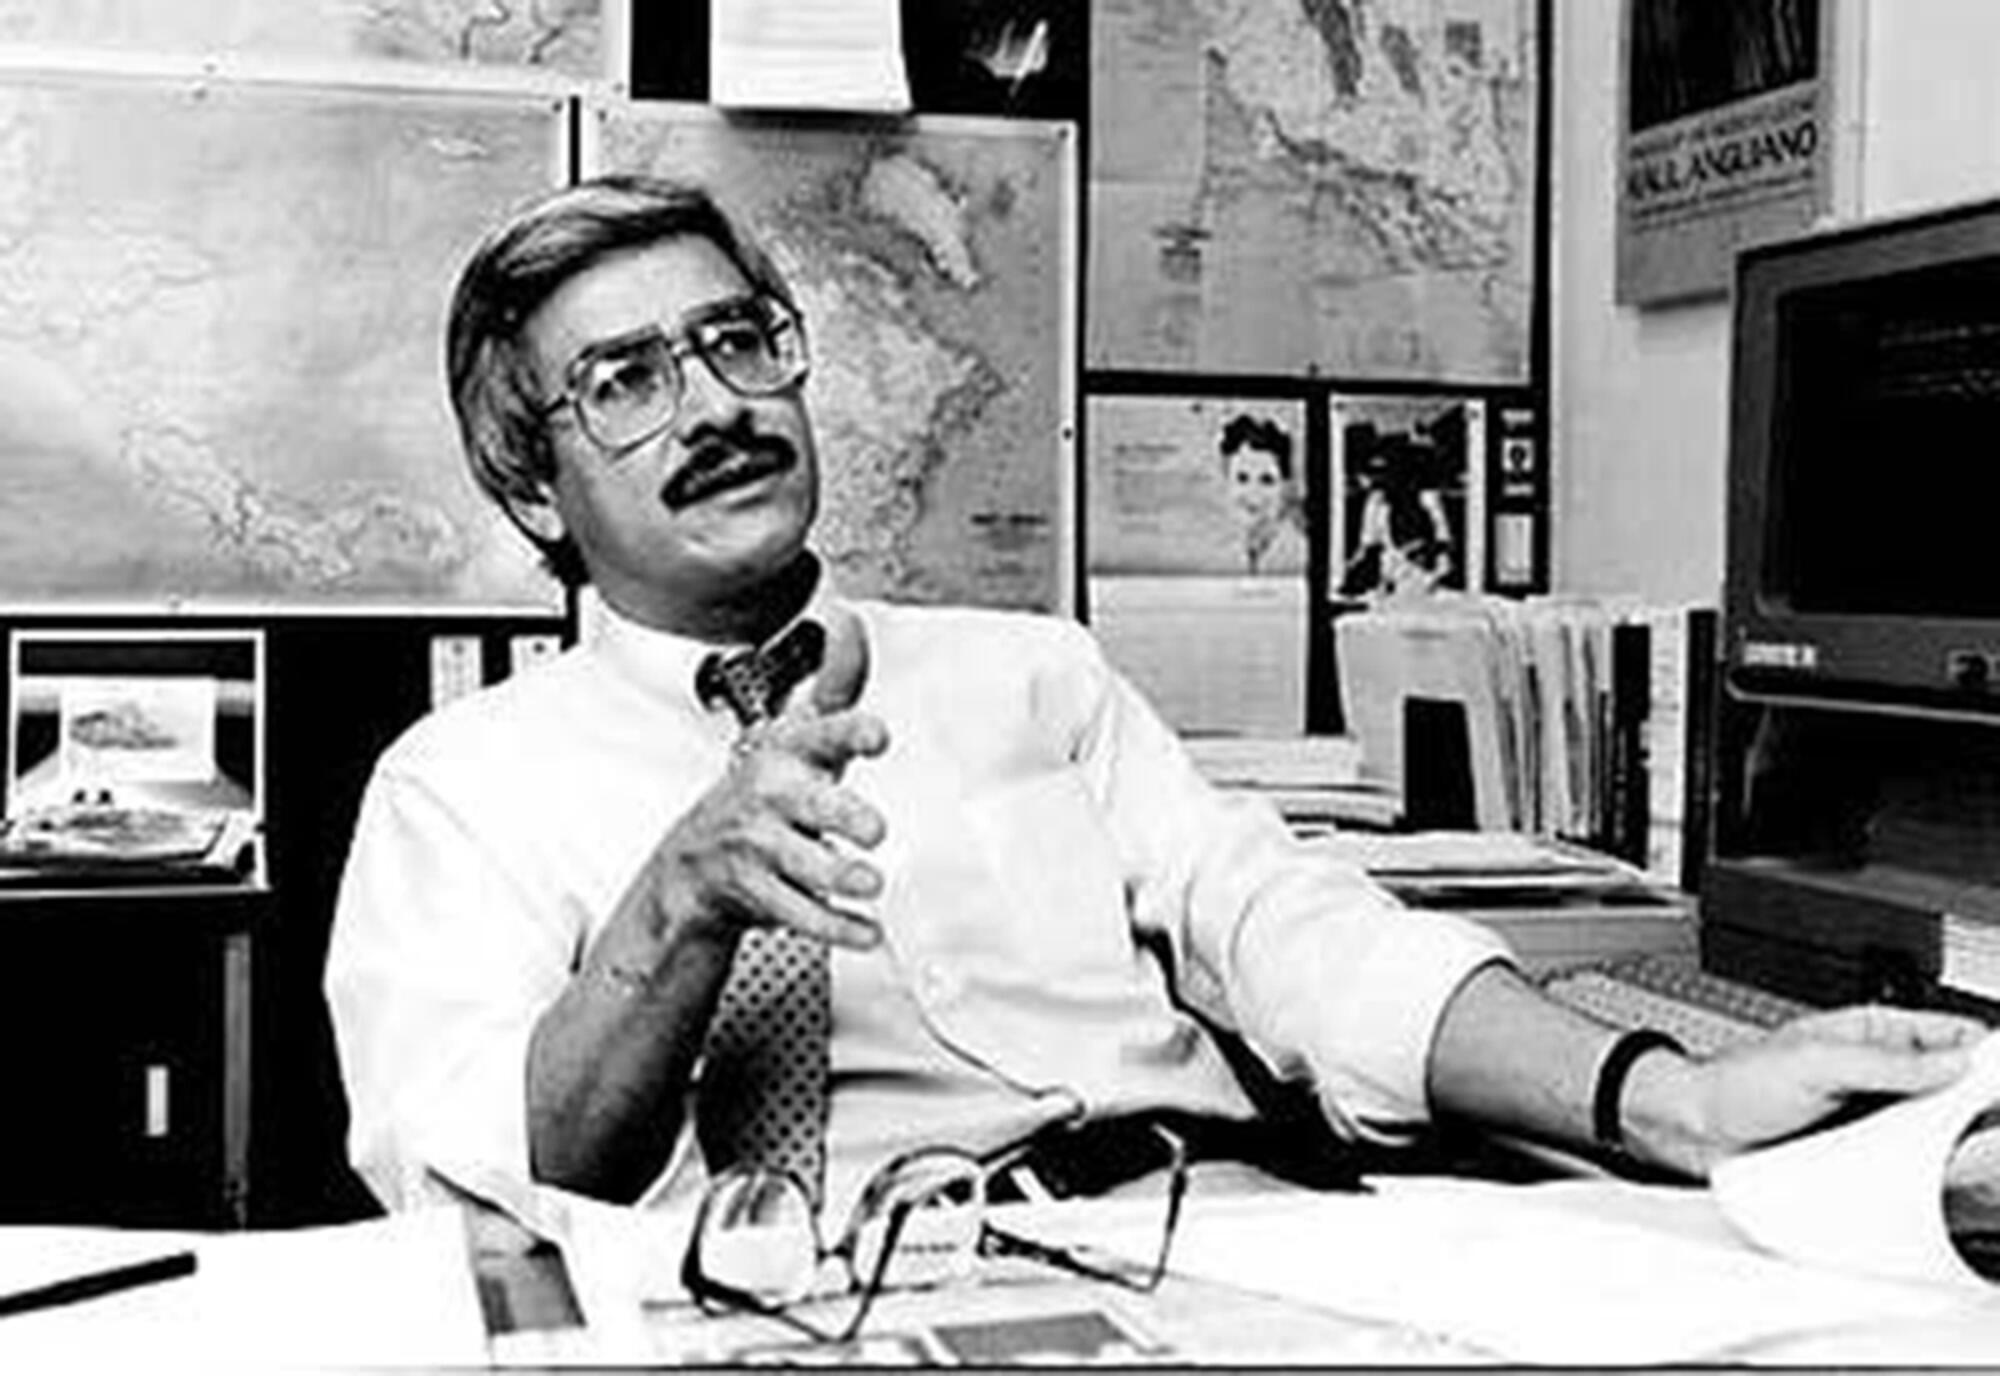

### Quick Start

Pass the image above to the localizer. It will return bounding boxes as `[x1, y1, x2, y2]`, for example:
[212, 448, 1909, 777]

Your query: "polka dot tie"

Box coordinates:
[694, 619, 832, 1207]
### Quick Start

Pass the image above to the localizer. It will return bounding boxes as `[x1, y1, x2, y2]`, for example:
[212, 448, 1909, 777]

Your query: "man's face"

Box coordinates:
[516, 237, 819, 632]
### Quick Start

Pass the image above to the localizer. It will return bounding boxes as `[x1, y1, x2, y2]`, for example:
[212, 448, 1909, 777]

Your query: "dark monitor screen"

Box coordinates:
[1728, 196, 2000, 709]
[1774, 256, 2000, 618]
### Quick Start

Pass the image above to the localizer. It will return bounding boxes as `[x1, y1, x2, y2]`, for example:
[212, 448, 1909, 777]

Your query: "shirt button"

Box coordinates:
[913, 961, 961, 1004]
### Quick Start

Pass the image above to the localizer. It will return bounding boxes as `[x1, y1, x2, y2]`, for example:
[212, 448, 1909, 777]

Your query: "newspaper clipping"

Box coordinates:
[1617, 0, 1832, 304]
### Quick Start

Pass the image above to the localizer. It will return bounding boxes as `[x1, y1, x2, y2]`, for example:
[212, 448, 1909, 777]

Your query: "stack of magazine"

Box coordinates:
[1184, 735, 1401, 835]
[1307, 829, 1695, 973]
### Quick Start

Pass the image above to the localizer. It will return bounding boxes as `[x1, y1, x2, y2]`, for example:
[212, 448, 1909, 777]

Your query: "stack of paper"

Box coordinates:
[1183, 735, 1399, 833]
[1309, 828, 1696, 971]
[1333, 594, 1714, 884]
[1047, 1175, 1981, 1365]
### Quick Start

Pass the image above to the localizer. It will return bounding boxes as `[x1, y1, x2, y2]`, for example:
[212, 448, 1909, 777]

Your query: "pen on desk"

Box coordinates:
[0, 1249, 198, 1320]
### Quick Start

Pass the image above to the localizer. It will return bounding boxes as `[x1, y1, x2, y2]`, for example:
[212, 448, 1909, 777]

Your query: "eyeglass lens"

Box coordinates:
[569, 298, 804, 451]
[980, 1123, 1187, 1293]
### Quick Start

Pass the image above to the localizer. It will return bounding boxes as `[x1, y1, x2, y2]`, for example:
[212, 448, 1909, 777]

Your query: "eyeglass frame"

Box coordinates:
[679, 1122, 1189, 1347]
[533, 292, 809, 457]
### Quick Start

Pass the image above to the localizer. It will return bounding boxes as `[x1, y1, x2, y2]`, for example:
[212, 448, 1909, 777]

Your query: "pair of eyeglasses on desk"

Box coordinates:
[680, 1121, 1188, 1346]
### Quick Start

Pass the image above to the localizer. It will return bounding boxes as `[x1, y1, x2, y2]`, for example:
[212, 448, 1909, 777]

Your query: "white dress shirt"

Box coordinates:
[324, 588, 1511, 1221]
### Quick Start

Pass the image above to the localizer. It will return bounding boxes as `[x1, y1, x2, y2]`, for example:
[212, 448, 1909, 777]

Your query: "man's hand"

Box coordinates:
[1629, 1005, 1989, 1177]
[650, 609, 891, 952]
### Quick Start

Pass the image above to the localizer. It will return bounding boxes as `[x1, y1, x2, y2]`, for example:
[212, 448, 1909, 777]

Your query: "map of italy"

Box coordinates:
[1090, 0, 1536, 382]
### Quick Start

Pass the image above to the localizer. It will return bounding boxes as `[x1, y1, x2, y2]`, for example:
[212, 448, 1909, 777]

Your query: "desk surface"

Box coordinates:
[470, 1164, 2000, 1368]
[5, 1171, 2000, 1368]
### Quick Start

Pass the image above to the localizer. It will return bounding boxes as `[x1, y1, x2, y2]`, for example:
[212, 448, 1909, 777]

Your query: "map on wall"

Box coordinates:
[0, 77, 566, 611]
[0, 0, 604, 76]
[592, 106, 1075, 612]
[1089, 0, 1539, 384]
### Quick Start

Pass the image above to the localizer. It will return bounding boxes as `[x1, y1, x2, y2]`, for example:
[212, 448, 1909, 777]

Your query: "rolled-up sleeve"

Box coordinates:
[1059, 626, 1513, 1138]
[324, 766, 576, 1211]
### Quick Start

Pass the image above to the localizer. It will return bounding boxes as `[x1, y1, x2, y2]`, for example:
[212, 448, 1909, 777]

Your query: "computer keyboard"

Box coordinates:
[1539, 954, 1812, 1059]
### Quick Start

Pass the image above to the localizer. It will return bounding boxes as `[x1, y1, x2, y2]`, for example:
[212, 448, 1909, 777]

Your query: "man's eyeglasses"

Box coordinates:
[680, 1123, 1188, 1346]
[538, 294, 808, 455]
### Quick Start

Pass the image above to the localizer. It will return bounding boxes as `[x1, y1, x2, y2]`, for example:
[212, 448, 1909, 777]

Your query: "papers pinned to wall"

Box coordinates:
[1085, 392, 1315, 738]
[711, 0, 912, 111]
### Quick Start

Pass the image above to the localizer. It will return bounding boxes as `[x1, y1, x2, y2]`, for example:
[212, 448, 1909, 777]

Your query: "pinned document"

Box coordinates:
[712, 0, 912, 111]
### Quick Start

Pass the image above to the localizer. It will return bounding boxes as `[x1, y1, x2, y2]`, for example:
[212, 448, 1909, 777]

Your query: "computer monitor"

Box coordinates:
[1725, 195, 2000, 713]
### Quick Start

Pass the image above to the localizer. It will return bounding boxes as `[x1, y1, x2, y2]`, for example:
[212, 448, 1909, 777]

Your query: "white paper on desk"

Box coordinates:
[1061, 1178, 1969, 1364]
[0, 1209, 487, 1368]
[1712, 1030, 2000, 1291]
[1306, 828, 1646, 885]
[712, 0, 911, 111]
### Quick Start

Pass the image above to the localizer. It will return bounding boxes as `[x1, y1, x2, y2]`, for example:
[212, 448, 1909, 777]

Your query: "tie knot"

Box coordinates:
[696, 619, 827, 726]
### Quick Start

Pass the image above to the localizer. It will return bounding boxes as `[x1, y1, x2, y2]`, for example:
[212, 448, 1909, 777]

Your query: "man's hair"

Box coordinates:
[445, 174, 798, 586]
[1219, 413, 1293, 481]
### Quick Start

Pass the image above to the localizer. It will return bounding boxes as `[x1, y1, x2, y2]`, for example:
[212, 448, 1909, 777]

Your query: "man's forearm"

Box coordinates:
[1425, 961, 1705, 1176]
[525, 920, 736, 1202]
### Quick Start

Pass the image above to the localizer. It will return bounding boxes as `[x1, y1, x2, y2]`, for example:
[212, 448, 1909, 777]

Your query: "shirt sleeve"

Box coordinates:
[323, 763, 579, 1211]
[1057, 624, 1515, 1139]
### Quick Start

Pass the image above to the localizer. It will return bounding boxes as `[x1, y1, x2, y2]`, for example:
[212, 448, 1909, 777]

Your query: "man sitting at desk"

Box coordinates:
[324, 176, 1984, 1233]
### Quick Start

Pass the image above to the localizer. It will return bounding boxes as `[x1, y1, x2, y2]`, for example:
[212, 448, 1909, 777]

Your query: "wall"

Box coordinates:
[1552, 0, 2000, 604]
[1551, 0, 1734, 604]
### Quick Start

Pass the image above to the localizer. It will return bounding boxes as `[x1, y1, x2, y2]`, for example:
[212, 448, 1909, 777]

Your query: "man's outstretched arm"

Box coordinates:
[1425, 961, 1987, 1178]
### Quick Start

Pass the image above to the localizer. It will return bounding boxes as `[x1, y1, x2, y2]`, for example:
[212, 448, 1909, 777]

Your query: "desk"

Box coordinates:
[468, 1165, 2000, 1367]
[5, 1171, 2000, 1367]
[0, 878, 267, 1228]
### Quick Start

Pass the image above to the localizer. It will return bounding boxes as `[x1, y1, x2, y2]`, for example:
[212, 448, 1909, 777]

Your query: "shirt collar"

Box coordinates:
[585, 559, 845, 715]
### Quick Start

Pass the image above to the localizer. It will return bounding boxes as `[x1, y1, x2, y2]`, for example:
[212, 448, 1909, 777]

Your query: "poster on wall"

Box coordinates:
[1617, 0, 1833, 305]
[1329, 393, 1485, 603]
[1084, 392, 1313, 737]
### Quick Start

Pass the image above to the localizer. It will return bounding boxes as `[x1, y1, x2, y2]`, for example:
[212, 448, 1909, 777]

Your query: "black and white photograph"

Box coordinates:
[1, 0, 1998, 1369]
[1331, 394, 1482, 601]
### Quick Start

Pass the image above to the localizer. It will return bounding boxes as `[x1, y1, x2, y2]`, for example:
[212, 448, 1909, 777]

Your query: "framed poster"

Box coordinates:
[1617, 0, 1834, 304]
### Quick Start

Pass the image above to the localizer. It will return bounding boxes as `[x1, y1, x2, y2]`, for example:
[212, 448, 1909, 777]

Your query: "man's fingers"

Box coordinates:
[1797, 1037, 1976, 1100]
[1786, 1004, 1990, 1051]
[748, 812, 885, 904]
[735, 864, 881, 950]
[772, 710, 890, 772]
[781, 778, 888, 850]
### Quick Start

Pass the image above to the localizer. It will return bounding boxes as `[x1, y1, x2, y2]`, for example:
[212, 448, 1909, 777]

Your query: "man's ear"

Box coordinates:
[499, 481, 566, 546]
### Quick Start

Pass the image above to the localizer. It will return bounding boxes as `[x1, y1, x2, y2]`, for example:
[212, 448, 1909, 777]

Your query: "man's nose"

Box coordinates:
[673, 349, 751, 431]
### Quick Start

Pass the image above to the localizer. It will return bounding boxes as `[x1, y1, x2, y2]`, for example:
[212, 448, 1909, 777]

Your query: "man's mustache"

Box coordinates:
[659, 419, 800, 511]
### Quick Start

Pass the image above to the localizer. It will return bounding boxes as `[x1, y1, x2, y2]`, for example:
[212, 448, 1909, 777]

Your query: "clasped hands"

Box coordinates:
[651, 611, 890, 954]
